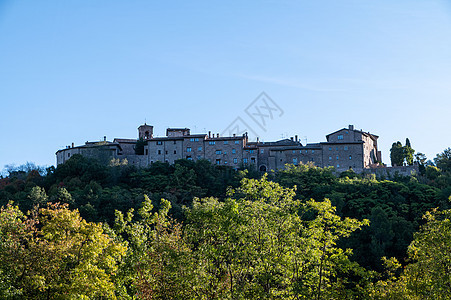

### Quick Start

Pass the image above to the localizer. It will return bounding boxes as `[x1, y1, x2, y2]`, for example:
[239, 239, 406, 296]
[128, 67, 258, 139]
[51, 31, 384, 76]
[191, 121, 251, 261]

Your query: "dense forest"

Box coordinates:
[0, 147, 450, 299]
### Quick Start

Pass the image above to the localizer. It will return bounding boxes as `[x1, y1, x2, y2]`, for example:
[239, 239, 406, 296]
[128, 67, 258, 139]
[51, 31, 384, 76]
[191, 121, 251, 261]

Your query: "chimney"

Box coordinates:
[290, 137, 294, 141]
[208, 131, 211, 138]
[71, 142, 74, 148]
[217, 133, 219, 138]
[257, 137, 260, 143]
[233, 133, 236, 137]
[349, 125, 354, 131]
[104, 136, 106, 141]
[295, 135, 298, 142]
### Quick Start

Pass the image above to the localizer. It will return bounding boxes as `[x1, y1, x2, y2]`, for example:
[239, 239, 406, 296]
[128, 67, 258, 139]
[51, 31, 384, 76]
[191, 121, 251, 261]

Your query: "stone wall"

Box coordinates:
[121, 155, 148, 168]
[362, 165, 419, 178]
[322, 143, 364, 171]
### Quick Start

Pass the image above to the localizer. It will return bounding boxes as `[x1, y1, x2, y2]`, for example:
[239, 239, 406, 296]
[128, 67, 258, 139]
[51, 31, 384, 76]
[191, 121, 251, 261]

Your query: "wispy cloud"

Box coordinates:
[237, 74, 348, 92]
[239, 73, 451, 94]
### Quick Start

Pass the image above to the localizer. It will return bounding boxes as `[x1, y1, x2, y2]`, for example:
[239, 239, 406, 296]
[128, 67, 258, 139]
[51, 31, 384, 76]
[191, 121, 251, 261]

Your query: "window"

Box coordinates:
[243, 158, 248, 163]
[186, 156, 192, 160]
[145, 149, 148, 155]
[336, 147, 339, 150]
[329, 156, 332, 160]
[336, 155, 339, 160]
[233, 158, 238, 164]
[344, 146, 348, 151]
[261, 149, 264, 154]
[235, 140, 240, 144]
[329, 147, 332, 151]
[224, 141, 228, 145]
[224, 151, 227, 154]
[190, 138, 195, 142]
[174, 150, 177, 154]
[232, 149, 236, 154]
[312, 150, 315, 154]
[173, 140, 177, 144]
[157, 141, 162, 145]
[216, 150, 222, 155]
[195, 138, 199, 142]
[187, 147, 192, 152]
[251, 157, 256, 163]
[293, 158, 298, 164]
[68, 153, 70, 157]
[209, 141, 215, 145]
[158, 150, 161, 155]
[198, 146, 202, 151]
[250, 150, 255, 154]
[337, 164, 340, 168]
[224, 160, 228, 164]
[338, 135, 344, 140]
[197, 155, 201, 160]
[216, 159, 221, 165]
[165, 151, 168, 154]
[349, 155, 352, 160]
[292, 150, 296, 154]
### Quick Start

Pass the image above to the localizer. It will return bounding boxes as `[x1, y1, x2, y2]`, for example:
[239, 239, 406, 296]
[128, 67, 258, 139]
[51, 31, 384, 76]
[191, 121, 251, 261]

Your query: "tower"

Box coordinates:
[138, 123, 153, 140]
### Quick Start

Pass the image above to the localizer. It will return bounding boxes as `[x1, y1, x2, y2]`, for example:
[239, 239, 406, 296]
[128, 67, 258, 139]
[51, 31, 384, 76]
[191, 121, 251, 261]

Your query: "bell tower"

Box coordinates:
[138, 123, 153, 140]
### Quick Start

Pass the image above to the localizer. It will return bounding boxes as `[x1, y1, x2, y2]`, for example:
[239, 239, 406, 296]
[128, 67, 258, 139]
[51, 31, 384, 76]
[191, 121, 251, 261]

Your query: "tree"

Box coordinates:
[434, 147, 451, 172]
[0, 202, 126, 299]
[390, 142, 404, 166]
[114, 196, 195, 299]
[134, 138, 147, 155]
[28, 186, 48, 206]
[414, 152, 427, 174]
[403, 139, 415, 166]
[371, 208, 451, 299]
[183, 176, 369, 299]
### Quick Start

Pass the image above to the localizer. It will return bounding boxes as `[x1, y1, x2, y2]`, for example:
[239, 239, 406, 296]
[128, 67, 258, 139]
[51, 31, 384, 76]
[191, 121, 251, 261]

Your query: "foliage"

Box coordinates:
[434, 147, 451, 173]
[390, 142, 404, 166]
[389, 139, 415, 166]
[1, 148, 451, 298]
[404, 138, 415, 166]
[134, 138, 147, 155]
[180, 176, 370, 299]
[370, 208, 451, 299]
[0, 202, 126, 299]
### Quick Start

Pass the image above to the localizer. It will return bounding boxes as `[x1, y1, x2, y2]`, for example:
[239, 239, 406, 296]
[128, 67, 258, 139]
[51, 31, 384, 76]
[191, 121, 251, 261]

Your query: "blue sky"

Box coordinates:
[1, 0, 451, 172]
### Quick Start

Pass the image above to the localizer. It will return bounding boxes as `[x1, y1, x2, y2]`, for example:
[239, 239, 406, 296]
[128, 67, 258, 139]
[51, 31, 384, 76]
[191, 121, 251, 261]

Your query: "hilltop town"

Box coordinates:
[57, 124, 387, 173]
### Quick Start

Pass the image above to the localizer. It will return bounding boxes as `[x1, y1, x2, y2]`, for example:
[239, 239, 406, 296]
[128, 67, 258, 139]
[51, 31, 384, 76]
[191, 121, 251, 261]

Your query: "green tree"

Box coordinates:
[134, 138, 147, 155]
[434, 147, 451, 172]
[371, 208, 451, 299]
[403, 139, 415, 166]
[390, 142, 404, 166]
[0, 202, 126, 299]
[414, 152, 427, 174]
[114, 196, 195, 299]
[28, 186, 48, 206]
[183, 176, 369, 299]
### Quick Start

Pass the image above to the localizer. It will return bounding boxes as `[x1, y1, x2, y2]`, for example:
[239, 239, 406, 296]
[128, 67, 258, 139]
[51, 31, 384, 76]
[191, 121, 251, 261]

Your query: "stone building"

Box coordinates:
[56, 124, 382, 172]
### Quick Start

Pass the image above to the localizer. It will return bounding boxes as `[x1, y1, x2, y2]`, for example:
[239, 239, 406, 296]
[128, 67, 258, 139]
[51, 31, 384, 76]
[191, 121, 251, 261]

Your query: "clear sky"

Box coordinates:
[1, 0, 451, 172]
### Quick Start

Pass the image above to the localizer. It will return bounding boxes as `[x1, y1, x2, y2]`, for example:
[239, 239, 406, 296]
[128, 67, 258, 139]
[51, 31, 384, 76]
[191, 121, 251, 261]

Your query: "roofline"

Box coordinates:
[320, 141, 363, 145]
[325, 128, 379, 140]
[56, 142, 121, 154]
